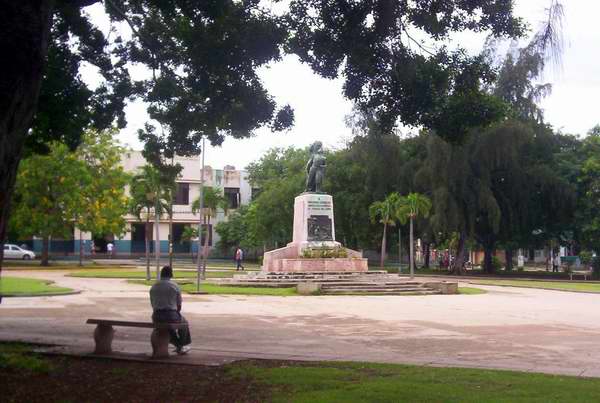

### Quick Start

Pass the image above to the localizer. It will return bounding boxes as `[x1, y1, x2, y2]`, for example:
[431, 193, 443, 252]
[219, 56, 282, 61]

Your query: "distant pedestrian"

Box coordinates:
[235, 247, 244, 271]
[90, 240, 96, 256]
[107, 242, 114, 259]
[553, 253, 560, 272]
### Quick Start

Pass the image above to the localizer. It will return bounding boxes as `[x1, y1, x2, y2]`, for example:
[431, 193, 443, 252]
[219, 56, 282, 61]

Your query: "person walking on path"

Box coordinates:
[150, 266, 192, 354]
[235, 247, 245, 271]
[553, 253, 561, 273]
[106, 242, 114, 259]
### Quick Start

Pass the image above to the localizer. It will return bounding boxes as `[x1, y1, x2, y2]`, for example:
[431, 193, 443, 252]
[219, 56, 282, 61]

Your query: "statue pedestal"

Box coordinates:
[262, 193, 368, 273]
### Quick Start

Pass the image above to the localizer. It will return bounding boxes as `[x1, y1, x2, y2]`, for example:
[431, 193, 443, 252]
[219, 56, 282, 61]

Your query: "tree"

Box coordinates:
[397, 193, 432, 278]
[575, 126, 600, 253]
[192, 187, 229, 278]
[287, 0, 525, 141]
[0, 0, 293, 272]
[9, 143, 88, 266]
[369, 193, 401, 268]
[74, 129, 130, 266]
[215, 204, 261, 257]
[129, 164, 169, 280]
[246, 148, 307, 249]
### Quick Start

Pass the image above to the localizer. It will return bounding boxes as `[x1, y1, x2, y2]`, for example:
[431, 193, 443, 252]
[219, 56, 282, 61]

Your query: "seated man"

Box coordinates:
[150, 266, 191, 354]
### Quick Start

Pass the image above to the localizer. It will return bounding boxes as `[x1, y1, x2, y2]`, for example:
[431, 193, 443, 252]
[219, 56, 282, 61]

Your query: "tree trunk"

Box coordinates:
[0, 1, 55, 276]
[409, 218, 414, 279]
[483, 245, 494, 274]
[202, 218, 211, 279]
[168, 194, 173, 268]
[398, 226, 402, 274]
[424, 242, 430, 268]
[155, 202, 160, 280]
[78, 228, 84, 267]
[380, 223, 387, 268]
[41, 235, 50, 266]
[145, 211, 151, 281]
[451, 231, 467, 275]
[505, 248, 514, 271]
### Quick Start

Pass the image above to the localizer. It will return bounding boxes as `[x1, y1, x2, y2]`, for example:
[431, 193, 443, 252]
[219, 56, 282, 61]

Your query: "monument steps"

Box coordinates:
[321, 289, 441, 295]
[320, 282, 442, 295]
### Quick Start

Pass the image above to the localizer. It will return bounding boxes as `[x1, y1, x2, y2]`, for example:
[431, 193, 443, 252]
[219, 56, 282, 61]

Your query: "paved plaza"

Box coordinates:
[1, 270, 600, 377]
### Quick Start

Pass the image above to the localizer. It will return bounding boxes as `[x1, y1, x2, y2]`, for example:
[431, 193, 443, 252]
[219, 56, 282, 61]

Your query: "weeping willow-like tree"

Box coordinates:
[419, 119, 575, 274]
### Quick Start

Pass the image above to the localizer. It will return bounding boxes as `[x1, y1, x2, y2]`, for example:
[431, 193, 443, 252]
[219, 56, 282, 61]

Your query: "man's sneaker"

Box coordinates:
[176, 345, 191, 355]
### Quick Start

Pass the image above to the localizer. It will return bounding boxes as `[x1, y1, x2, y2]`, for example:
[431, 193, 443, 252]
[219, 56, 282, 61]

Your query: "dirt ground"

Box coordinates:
[1, 354, 274, 403]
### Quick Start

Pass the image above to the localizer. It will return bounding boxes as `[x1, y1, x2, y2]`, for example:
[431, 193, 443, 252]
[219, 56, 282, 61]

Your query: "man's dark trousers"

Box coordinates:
[152, 309, 191, 348]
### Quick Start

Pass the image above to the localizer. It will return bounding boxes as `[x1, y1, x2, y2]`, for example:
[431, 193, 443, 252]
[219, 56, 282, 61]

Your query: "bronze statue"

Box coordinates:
[305, 141, 326, 193]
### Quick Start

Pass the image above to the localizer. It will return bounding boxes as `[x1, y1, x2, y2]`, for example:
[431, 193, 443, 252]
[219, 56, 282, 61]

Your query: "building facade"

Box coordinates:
[49, 151, 252, 257]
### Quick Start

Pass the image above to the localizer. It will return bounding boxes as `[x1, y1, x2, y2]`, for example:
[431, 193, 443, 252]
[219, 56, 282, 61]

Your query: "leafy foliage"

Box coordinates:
[286, 0, 523, 141]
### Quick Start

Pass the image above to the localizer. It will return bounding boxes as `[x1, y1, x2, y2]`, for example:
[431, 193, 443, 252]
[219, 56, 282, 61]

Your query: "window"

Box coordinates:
[224, 187, 240, 209]
[174, 183, 190, 205]
[3, 245, 8, 250]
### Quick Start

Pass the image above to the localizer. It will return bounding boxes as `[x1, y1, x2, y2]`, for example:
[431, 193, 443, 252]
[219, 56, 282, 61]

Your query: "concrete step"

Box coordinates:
[321, 284, 429, 290]
[321, 289, 441, 295]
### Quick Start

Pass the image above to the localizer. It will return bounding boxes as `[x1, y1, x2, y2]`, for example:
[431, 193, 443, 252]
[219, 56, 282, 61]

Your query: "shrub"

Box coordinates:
[579, 250, 593, 266]
[301, 246, 348, 259]
[491, 256, 502, 272]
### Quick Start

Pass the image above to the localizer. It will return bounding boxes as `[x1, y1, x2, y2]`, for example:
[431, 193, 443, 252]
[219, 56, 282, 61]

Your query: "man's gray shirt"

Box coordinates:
[150, 280, 182, 311]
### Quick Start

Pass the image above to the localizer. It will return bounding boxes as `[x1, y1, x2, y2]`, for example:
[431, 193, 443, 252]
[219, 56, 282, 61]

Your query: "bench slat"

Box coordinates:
[86, 319, 187, 329]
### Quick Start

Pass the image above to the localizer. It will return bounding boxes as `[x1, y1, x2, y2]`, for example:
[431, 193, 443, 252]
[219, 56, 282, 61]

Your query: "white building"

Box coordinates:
[71, 151, 253, 257]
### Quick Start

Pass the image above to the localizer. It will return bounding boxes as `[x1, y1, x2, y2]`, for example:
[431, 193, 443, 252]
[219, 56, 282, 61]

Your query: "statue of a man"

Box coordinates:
[305, 141, 326, 193]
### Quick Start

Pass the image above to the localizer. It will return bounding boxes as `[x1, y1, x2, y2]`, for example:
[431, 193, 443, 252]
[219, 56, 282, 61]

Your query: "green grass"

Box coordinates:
[0, 343, 52, 374]
[2, 264, 133, 270]
[0, 277, 73, 296]
[129, 280, 297, 296]
[458, 287, 487, 295]
[226, 360, 600, 402]
[68, 270, 243, 279]
[470, 279, 600, 293]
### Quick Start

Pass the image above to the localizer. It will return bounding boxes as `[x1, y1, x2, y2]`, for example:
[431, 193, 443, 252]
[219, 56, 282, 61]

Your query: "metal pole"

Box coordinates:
[196, 137, 206, 292]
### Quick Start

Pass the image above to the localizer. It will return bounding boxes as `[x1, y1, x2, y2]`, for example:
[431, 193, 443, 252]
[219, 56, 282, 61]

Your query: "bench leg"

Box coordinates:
[151, 328, 170, 358]
[93, 324, 114, 355]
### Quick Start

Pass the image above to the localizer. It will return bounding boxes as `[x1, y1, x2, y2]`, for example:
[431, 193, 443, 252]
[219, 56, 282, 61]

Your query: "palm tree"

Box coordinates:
[129, 165, 169, 280]
[396, 193, 432, 279]
[369, 193, 401, 268]
[192, 187, 229, 278]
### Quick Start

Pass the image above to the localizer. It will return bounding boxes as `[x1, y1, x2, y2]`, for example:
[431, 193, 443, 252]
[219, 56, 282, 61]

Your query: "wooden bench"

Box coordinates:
[86, 319, 188, 358]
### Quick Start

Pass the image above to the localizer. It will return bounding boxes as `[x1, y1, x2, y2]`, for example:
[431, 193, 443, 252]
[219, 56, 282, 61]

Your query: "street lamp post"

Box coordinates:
[196, 137, 206, 293]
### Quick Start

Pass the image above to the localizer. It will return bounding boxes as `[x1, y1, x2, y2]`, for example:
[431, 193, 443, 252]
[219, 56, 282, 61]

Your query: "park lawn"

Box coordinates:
[0, 277, 72, 296]
[2, 264, 133, 271]
[128, 279, 297, 296]
[226, 360, 600, 402]
[458, 287, 487, 295]
[5, 345, 600, 402]
[470, 279, 600, 293]
[68, 270, 240, 279]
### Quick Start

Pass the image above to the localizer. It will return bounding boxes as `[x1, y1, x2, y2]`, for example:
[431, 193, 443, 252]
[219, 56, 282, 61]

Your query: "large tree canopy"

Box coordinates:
[286, 0, 525, 140]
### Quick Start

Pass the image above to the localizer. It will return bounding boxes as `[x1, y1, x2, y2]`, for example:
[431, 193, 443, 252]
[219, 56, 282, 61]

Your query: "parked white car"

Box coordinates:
[3, 244, 36, 260]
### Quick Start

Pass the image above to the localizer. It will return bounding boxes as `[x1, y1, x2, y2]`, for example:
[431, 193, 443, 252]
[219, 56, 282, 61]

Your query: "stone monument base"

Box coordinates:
[262, 244, 368, 272]
[262, 193, 368, 273]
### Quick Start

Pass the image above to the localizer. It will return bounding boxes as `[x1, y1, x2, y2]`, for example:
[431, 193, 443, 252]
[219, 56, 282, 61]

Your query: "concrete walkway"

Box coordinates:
[2, 270, 600, 377]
